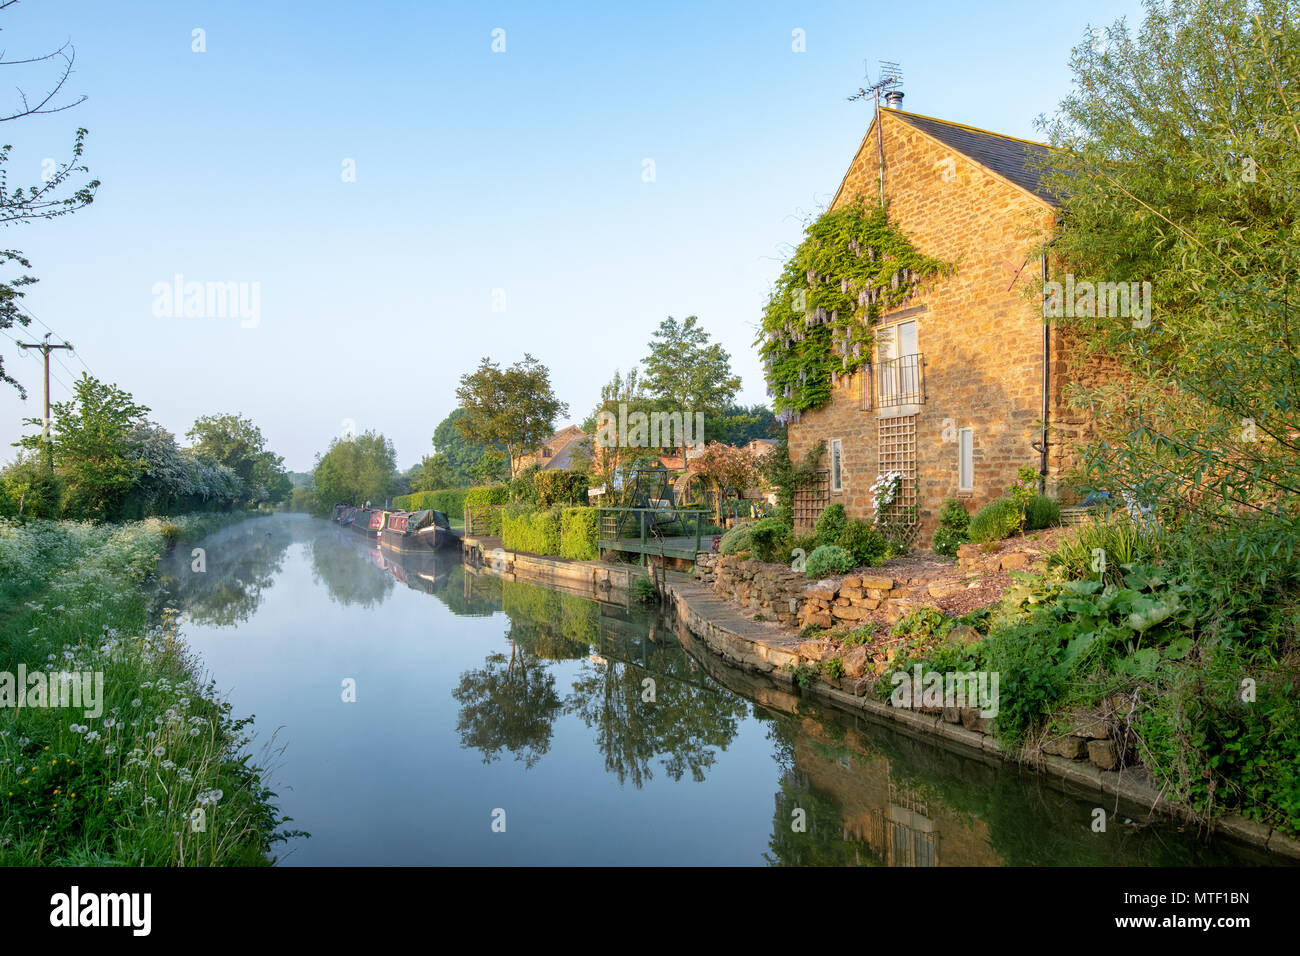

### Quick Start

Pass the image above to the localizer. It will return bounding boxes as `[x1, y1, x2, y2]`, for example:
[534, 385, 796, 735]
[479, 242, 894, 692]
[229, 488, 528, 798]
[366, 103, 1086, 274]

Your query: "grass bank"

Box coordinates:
[0, 512, 299, 865]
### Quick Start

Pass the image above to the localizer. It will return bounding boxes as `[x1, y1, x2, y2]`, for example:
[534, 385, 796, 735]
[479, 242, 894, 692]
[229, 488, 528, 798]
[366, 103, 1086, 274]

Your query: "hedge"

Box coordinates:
[536, 470, 589, 508]
[502, 503, 562, 555]
[560, 507, 599, 560]
[392, 488, 468, 520]
[465, 484, 509, 535]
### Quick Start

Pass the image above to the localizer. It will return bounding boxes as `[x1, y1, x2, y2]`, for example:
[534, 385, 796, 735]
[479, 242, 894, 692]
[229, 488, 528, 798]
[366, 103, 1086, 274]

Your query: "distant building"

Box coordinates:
[512, 425, 588, 476]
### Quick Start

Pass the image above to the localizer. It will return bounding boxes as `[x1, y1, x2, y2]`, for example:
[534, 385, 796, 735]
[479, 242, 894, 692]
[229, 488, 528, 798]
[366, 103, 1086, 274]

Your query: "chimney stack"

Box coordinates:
[884, 89, 904, 109]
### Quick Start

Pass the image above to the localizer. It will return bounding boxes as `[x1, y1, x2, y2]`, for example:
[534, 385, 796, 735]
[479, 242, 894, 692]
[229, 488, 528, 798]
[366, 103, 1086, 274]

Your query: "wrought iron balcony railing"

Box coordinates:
[860, 352, 927, 411]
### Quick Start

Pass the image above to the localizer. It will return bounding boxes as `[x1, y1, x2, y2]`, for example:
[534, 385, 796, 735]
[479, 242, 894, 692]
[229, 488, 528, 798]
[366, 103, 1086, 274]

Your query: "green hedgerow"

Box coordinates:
[719, 522, 755, 555]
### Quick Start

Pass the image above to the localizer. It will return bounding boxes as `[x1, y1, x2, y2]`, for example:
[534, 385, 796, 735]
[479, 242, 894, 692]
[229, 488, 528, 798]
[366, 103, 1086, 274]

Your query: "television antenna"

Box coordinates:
[847, 61, 903, 106]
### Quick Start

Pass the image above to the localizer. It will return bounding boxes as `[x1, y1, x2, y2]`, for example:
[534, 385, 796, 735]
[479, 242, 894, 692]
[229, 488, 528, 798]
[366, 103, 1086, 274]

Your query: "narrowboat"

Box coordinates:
[379, 509, 460, 552]
[351, 508, 388, 537]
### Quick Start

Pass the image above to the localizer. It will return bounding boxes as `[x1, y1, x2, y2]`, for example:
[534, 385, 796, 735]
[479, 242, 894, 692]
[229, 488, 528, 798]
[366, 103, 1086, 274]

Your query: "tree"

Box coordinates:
[0, 9, 99, 394]
[312, 430, 397, 508]
[187, 413, 289, 504]
[642, 316, 741, 457]
[1035, 0, 1300, 549]
[455, 354, 567, 474]
[418, 408, 503, 488]
[18, 373, 147, 518]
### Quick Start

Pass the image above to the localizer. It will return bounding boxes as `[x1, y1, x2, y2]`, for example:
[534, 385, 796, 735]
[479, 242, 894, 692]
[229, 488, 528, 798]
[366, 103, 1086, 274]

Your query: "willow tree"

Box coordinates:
[1036, 0, 1300, 554]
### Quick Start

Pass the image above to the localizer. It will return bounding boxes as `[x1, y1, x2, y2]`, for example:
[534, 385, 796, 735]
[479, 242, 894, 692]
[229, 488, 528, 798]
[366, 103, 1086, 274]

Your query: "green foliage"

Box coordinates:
[805, 544, 854, 579]
[392, 489, 468, 520]
[0, 513, 292, 864]
[559, 507, 599, 561]
[465, 484, 509, 507]
[1025, 494, 1060, 531]
[841, 622, 877, 646]
[501, 504, 562, 555]
[788, 661, 820, 689]
[509, 463, 541, 504]
[932, 498, 971, 556]
[1007, 466, 1039, 520]
[456, 354, 568, 475]
[758, 198, 954, 414]
[641, 316, 740, 452]
[1035, 0, 1300, 546]
[836, 519, 887, 566]
[891, 607, 955, 641]
[1047, 515, 1160, 586]
[813, 503, 847, 543]
[312, 430, 397, 510]
[968, 498, 1024, 544]
[760, 433, 825, 526]
[534, 469, 589, 508]
[419, 408, 503, 489]
[186, 413, 290, 505]
[632, 576, 657, 603]
[823, 657, 845, 680]
[747, 518, 790, 563]
[718, 521, 755, 555]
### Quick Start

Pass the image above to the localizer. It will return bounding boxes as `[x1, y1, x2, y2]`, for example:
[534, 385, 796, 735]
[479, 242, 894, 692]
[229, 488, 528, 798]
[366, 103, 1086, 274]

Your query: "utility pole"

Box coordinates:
[16, 332, 74, 473]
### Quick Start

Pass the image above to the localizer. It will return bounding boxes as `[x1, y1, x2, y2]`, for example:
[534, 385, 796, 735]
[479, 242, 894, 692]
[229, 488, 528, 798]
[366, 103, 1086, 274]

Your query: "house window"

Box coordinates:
[875, 320, 921, 406]
[958, 427, 973, 492]
[830, 439, 843, 493]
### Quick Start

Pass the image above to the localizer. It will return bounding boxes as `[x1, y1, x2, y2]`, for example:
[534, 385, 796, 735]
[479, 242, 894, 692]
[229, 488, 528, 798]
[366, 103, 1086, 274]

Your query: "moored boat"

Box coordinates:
[379, 509, 460, 552]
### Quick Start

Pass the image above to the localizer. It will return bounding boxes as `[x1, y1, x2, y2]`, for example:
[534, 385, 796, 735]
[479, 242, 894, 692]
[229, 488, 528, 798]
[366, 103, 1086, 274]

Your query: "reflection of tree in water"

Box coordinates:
[432, 564, 500, 618]
[308, 535, 394, 608]
[451, 642, 563, 769]
[157, 519, 294, 627]
[565, 626, 750, 788]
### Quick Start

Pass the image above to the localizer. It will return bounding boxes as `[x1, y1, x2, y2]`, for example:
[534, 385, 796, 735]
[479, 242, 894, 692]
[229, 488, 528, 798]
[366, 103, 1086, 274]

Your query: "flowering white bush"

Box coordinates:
[869, 472, 904, 522]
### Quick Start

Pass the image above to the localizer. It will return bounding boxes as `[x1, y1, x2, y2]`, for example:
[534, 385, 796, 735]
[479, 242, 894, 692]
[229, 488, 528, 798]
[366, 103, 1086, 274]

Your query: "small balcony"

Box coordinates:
[860, 353, 927, 411]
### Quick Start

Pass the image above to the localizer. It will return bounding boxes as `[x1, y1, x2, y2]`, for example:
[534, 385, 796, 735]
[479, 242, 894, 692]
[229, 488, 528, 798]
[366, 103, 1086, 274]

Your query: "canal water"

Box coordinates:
[156, 514, 1265, 866]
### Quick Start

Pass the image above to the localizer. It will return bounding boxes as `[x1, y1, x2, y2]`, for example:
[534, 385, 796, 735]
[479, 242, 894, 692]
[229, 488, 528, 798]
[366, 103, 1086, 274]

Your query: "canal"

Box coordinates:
[156, 514, 1266, 866]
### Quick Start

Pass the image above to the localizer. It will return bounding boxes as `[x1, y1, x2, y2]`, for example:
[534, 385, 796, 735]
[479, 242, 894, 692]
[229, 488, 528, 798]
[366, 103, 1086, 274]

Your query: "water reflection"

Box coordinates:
[154, 516, 1276, 866]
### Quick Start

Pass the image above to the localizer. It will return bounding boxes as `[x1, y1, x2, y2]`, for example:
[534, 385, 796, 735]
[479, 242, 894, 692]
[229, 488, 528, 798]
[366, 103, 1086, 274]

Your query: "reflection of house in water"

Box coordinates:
[783, 722, 1002, 867]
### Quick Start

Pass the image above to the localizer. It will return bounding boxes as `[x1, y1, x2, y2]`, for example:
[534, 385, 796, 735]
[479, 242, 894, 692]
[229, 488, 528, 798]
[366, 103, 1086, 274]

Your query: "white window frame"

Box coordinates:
[830, 438, 843, 494]
[958, 427, 973, 492]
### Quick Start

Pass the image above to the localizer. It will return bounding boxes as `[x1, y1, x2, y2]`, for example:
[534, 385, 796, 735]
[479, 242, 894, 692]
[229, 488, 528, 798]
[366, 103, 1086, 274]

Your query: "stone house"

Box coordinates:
[786, 101, 1102, 539]
[512, 425, 588, 477]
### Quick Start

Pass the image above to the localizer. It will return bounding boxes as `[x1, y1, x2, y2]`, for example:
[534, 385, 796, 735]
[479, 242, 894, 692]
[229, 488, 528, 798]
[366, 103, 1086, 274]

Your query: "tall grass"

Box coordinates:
[0, 513, 296, 865]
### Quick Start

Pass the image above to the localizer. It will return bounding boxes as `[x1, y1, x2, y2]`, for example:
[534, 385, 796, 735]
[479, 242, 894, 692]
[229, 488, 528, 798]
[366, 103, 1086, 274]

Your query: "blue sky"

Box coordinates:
[0, 0, 1145, 472]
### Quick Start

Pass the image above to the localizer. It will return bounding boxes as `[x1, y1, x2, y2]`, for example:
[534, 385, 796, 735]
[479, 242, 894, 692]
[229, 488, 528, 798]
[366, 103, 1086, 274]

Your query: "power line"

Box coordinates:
[15, 303, 95, 379]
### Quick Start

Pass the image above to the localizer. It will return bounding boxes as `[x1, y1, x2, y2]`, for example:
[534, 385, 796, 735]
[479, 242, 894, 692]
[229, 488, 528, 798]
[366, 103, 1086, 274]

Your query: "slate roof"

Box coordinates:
[884, 108, 1059, 205]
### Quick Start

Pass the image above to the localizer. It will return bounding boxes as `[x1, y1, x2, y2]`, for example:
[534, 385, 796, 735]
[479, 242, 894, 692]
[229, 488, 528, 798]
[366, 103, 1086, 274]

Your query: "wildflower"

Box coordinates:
[84, 731, 100, 743]
[131, 698, 142, 708]
[152, 746, 165, 757]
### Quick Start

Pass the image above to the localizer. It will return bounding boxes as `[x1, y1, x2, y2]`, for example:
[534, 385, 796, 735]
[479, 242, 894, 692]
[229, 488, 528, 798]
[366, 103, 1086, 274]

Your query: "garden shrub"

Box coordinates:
[814, 503, 847, 545]
[719, 522, 755, 555]
[535, 470, 589, 508]
[1046, 515, 1160, 585]
[932, 498, 971, 556]
[836, 520, 886, 566]
[1025, 494, 1060, 531]
[805, 544, 855, 578]
[559, 507, 598, 561]
[968, 498, 1023, 544]
[748, 518, 791, 563]
[501, 503, 562, 554]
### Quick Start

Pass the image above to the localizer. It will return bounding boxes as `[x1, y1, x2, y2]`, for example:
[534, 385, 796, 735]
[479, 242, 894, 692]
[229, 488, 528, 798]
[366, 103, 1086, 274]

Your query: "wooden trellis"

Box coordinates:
[877, 415, 919, 543]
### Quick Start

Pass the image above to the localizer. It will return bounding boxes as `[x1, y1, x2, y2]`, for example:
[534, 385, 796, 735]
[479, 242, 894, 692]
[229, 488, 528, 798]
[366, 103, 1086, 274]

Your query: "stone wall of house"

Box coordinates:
[788, 109, 1071, 540]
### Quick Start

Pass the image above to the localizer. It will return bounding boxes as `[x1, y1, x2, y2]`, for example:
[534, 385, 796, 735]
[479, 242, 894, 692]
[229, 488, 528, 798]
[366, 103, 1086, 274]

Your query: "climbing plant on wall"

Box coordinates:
[758, 199, 954, 417]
